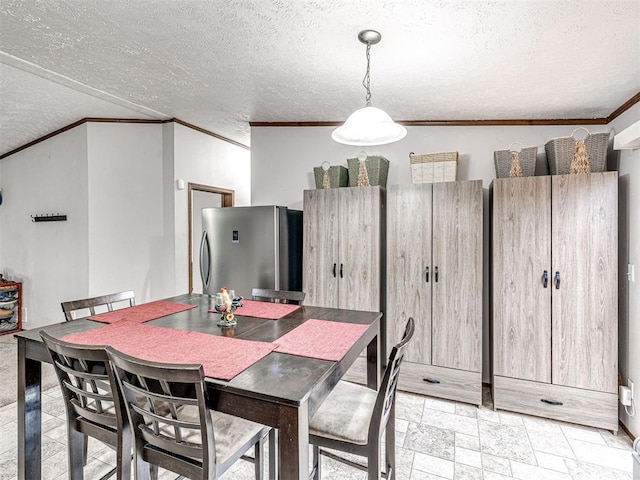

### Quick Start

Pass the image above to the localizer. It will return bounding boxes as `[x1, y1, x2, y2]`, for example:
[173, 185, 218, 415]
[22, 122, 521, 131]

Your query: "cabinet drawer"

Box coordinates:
[493, 375, 618, 431]
[399, 362, 482, 406]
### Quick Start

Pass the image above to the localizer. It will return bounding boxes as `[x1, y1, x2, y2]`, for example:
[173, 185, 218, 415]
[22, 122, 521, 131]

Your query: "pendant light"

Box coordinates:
[332, 30, 407, 146]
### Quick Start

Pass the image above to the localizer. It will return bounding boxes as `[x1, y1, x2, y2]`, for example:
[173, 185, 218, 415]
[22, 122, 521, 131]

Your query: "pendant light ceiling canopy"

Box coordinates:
[332, 30, 407, 146]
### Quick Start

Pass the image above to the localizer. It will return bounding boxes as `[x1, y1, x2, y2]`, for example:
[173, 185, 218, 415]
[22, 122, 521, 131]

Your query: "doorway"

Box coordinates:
[188, 183, 234, 293]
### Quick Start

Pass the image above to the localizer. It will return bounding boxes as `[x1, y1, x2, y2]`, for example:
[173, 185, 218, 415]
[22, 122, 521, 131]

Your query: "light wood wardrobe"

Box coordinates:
[303, 186, 386, 372]
[387, 181, 483, 405]
[491, 172, 618, 431]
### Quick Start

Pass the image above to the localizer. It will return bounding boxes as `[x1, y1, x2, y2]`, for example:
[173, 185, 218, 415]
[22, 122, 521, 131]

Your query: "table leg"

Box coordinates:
[277, 401, 309, 480]
[366, 329, 381, 389]
[18, 339, 42, 480]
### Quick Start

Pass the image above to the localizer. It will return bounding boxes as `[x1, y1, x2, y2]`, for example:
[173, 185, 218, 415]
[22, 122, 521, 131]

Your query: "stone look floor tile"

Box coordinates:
[397, 393, 426, 423]
[481, 452, 512, 476]
[535, 450, 570, 473]
[454, 446, 482, 469]
[525, 422, 575, 458]
[423, 397, 456, 414]
[479, 420, 536, 465]
[4, 389, 635, 480]
[567, 438, 634, 473]
[483, 472, 513, 480]
[413, 452, 455, 479]
[498, 410, 524, 426]
[404, 423, 455, 461]
[454, 432, 480, 452]
[410, 470, 450, 480]
[564, 458, 633, 480]
[476, 406, 501, 423]
[454, 404, 478, 419]
[453, 463, 483, 479]
[422, 409, 479, 437]
[560, 424, 608, 445]
[510, 459, 572, 480]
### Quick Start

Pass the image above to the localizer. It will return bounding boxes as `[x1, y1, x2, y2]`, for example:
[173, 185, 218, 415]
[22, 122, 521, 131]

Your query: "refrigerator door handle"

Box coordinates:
[200, 230, 211, 290]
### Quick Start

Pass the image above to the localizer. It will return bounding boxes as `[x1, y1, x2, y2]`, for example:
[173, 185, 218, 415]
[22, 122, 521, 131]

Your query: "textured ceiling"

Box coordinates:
[1, 0, 639, 156]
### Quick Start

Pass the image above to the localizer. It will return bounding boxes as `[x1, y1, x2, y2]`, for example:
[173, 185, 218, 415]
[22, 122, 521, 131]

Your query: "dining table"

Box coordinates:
[16, 293, 382, 480]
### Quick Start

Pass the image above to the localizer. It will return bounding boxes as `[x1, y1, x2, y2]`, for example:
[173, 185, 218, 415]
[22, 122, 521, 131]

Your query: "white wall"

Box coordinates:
[251, 124, 609, 208]
[87, 123, 172, 303]
[171, 123, 251, 294]
[610, 102, 640, 437]
[0, 120, 251, 330]
[0, 125, 89, 329]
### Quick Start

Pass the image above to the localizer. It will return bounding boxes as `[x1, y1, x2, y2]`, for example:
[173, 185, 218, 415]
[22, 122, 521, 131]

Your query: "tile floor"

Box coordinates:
[0, 386, 633, 479]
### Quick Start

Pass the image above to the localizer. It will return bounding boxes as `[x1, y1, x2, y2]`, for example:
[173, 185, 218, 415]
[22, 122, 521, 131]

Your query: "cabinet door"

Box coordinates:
[338, 187, 382, 312]
[387, 184, 432, 363]
[432, 181, 483, 372]
[552, 173, 617, 393]
[303, 189, 340, 308]
[493, 177, 552, 382]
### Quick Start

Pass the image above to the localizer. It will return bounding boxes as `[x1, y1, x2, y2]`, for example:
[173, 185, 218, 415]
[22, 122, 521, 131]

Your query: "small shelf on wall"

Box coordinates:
[614, 119, 640, 150]
[31, 214, 67, 222]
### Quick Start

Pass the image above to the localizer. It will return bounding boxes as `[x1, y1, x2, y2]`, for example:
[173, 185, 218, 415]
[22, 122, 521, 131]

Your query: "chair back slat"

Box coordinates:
[251, 288, 305, 305]
[369, 318, 415, 442]
[107, 347, 216, 477]
[40, 332, 125, 432]
[61, 290, 136, 321]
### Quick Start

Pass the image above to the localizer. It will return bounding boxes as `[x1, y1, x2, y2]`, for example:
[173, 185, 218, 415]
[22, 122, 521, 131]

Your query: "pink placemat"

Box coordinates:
[274, 319, 370, 361]
[212, 299, 300, 320]
[62, 323, 276, 381]
[88, 300, 197, 324]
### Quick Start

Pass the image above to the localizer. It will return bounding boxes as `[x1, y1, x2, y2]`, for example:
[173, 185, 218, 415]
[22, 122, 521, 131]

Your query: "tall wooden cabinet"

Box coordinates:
[492, 172, 618, 431]
[303, 186, 385, 358]
[387, 181, 483, 405]
[303, 186, 384, 312]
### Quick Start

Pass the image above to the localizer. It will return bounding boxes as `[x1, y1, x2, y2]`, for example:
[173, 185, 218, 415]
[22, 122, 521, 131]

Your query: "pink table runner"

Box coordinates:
[62, 322, 276, 381]
[213, 299, 300, 320]
[88, 300, 197, 324]
[274, 319, 370, 361]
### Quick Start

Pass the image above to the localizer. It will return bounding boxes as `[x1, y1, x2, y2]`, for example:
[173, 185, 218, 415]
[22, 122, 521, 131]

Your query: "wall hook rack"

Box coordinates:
[31, 213, 67, 222]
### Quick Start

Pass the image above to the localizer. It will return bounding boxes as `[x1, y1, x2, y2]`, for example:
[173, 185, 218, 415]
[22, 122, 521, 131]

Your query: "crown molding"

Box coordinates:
[0, 118, 248, 160]
[2, 92, 638, 160]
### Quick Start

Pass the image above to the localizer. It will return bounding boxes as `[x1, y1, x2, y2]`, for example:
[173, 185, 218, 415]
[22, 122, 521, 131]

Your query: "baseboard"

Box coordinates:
[619, 421, 636, 441]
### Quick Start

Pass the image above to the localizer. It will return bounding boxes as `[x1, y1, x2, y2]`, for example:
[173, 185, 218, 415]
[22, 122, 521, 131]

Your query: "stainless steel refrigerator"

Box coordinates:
[199, 206, 303, 298]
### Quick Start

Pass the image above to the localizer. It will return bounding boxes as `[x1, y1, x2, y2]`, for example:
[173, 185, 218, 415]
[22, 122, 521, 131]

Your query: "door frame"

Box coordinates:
[188, 183, 234, 293]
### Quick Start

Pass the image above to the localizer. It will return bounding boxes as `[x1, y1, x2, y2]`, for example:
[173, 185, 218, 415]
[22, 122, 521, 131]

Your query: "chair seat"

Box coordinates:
[159, 405, 268, 465]
[309, 381, 377, 445]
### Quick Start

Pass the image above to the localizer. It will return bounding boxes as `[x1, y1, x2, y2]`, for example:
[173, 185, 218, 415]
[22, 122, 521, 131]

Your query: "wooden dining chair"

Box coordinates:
[61, 291, 136, 321]
[308, 317, 415, 480]
[106, 347, 271, 480]
[250, 288, 305, 305]
[40, 332, 132, 480]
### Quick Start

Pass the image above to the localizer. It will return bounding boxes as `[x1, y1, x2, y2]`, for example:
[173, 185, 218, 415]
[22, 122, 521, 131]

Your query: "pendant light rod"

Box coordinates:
[358, 30, 381, 107]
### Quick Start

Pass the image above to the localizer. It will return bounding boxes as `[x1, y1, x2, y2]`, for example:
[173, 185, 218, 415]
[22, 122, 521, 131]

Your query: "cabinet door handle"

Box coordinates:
[423, 378, 441, 384]
[555, 271, 561, 289]
[543, 270, 549, 288]
[434, 266, 439, 283]
[541, 398, 563, 406]
[425, 266, 430, 283]
[340, 263, 344, 278]
[332, 263, 337, 278]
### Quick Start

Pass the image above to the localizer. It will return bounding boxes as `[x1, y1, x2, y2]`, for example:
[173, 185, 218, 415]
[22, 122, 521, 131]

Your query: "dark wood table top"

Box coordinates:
[16, 293, 381, 409]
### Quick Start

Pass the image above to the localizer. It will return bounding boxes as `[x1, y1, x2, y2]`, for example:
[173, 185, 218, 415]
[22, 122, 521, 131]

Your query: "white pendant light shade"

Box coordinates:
[332, 30, 406, 146]
[332, 106, 407, 146]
